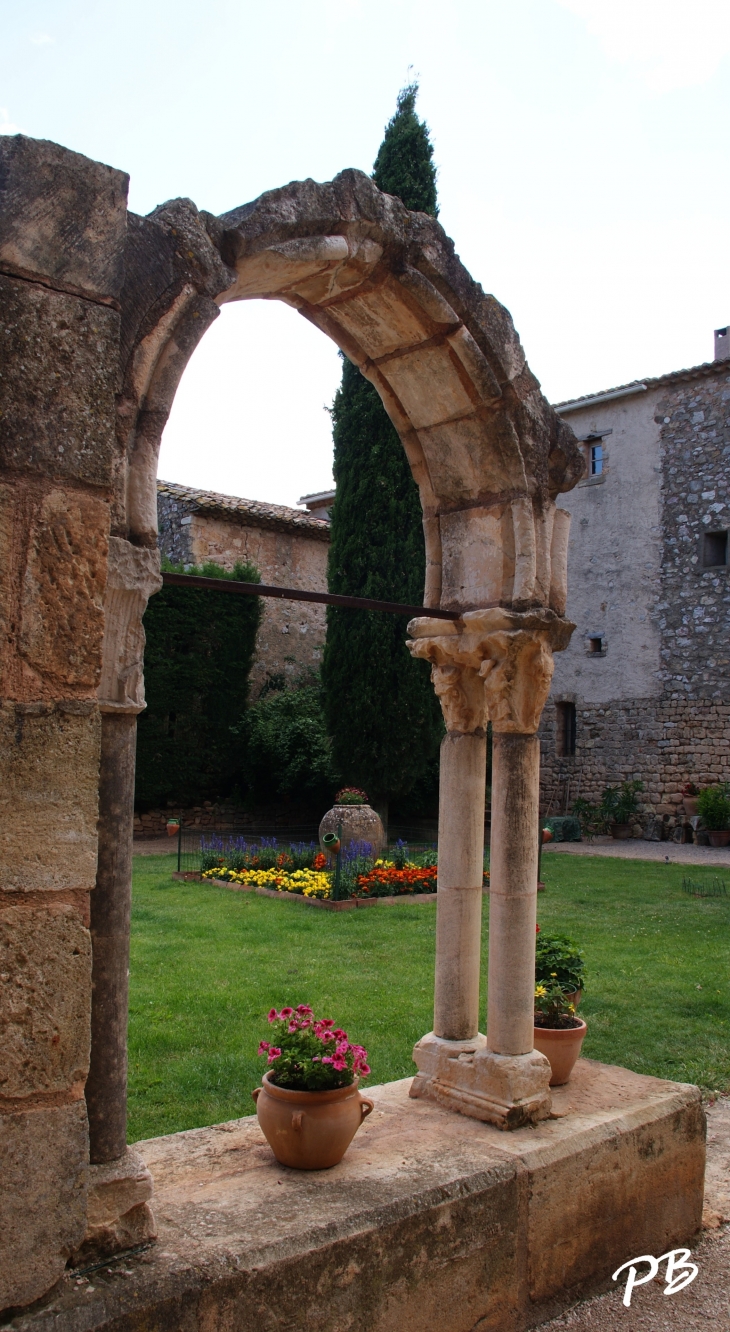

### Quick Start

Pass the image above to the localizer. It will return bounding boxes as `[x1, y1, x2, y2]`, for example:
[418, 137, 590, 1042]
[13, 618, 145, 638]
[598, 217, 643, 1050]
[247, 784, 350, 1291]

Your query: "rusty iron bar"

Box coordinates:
[160, 570, 460, 620]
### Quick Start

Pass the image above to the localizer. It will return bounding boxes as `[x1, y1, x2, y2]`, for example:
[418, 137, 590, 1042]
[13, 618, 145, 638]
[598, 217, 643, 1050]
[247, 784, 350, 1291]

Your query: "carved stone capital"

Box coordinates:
[97, 538, 163, 714]
[408, 607, 575, 735]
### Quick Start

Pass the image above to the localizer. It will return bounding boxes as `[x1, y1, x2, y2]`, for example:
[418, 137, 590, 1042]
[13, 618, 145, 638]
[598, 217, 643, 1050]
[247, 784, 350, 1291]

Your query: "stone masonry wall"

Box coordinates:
[157, 482, 329, 696]
[539, 695, 730, 821]
[656, 364, 730, 699]
[0, 137, 128, 1309]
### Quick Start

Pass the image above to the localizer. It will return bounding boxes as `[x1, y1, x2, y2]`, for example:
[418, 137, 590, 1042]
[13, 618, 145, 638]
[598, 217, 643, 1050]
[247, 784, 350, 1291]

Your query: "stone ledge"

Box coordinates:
[7, 1060, 705, 1332]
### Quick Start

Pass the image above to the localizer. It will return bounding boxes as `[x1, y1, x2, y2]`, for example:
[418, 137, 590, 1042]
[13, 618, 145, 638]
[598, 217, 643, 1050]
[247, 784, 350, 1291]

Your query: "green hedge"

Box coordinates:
[135, 560, 261, 808]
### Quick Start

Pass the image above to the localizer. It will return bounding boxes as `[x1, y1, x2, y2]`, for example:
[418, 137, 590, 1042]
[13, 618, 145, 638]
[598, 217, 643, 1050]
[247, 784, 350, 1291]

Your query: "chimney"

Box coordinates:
[715, 327, 730, 361]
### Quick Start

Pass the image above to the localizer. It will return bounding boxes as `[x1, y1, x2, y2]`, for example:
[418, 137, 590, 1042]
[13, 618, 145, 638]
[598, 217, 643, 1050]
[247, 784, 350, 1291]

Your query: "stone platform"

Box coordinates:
[9, 1061, 705, 1332]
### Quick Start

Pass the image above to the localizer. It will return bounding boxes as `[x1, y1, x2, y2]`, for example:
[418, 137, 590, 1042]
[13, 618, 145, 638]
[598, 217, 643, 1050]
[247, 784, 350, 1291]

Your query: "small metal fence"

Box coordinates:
[176, 824, 439, 875]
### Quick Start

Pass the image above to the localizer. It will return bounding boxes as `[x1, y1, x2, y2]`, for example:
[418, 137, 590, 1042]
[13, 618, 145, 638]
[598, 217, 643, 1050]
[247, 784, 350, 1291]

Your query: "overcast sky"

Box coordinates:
[2, 0, 729, 506]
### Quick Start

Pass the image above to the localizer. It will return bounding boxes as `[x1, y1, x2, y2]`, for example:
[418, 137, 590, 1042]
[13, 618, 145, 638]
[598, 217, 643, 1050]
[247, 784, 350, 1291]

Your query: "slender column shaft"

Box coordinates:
[487, 733, 540, 1055]
[434, 730, 487, 1041]
[86, 712, 137, 1163]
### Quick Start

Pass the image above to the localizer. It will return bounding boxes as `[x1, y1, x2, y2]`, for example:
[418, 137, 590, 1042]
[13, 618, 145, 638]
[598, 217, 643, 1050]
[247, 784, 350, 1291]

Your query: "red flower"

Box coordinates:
[267, 1047, 282, 1063]
[267, 1008, 278, 1022]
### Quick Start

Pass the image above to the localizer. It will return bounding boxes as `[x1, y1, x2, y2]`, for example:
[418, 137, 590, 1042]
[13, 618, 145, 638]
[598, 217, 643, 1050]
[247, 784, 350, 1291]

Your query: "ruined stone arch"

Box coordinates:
[0, 136, 590, 1312]
[119, 170, 582, 613]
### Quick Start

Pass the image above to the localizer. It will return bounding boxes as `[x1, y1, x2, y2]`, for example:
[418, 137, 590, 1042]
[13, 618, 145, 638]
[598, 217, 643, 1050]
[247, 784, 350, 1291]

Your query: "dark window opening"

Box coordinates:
[703, 530, 728, 568]
[590, 444, 603, 475]
[556, 702, 576, 757]
[588, 636, 604, 654]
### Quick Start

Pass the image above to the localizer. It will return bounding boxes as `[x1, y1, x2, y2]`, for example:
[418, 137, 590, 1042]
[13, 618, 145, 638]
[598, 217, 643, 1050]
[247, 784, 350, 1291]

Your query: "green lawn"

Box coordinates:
[128, 852, 730, 1143]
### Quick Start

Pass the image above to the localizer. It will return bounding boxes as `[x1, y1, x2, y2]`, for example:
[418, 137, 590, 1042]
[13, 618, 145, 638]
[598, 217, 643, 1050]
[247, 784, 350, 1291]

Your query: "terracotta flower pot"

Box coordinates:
[166, 821, 180, 837]
[611, 823, 632, 840]
[562, 988, 582, 1008]
[707, 830, 730, 847]
[682, 798, 700, 819]
[533, 1018, 587, 1086]
[252, 1072, 374, 1169]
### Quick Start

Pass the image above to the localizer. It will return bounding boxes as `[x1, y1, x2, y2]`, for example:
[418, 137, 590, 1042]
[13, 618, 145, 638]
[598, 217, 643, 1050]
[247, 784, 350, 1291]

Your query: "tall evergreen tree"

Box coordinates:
[322, 84, 442, 822]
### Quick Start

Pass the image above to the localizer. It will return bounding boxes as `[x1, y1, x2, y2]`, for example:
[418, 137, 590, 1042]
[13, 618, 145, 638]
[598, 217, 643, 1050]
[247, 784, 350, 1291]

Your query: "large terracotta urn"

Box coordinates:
[319, 804, 386, 858]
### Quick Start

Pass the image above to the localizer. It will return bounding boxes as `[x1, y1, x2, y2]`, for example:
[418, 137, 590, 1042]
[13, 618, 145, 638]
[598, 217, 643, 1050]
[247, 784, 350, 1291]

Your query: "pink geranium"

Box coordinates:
[257, 1005, 370, 1093]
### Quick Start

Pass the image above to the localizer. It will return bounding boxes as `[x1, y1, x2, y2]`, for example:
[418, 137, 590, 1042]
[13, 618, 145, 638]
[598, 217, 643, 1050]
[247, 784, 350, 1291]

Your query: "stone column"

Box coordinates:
[76, 539, 162, 1261]
[407, 608, 574, 1128]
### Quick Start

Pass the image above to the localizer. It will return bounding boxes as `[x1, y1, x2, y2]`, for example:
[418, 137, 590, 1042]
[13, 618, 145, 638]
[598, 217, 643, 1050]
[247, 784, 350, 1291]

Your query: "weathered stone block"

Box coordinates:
[0, 903, 91, 1098]
[10, 1064, 704, 1331]
[0, 135, 128, 299]
[0, 702, 100, 892]
[19, 488, 109, 691]
[0, 1101, 88, 1311]
[73, 1148, 156, 1263]
[0, 276, 120, 486]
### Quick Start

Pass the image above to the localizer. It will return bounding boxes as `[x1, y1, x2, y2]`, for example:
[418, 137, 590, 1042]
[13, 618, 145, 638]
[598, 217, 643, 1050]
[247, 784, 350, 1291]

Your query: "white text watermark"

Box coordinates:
[612, 1250, 698, 1306]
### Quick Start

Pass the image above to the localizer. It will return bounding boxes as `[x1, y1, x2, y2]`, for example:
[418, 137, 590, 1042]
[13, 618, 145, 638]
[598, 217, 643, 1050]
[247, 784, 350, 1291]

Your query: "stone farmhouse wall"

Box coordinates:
[157, 480, 329, 695]
[540, 360, 730, 821]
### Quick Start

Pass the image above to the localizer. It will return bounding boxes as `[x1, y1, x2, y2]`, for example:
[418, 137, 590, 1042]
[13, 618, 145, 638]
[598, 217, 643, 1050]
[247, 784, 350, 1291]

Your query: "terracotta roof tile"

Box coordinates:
[157, 480, 331, 541]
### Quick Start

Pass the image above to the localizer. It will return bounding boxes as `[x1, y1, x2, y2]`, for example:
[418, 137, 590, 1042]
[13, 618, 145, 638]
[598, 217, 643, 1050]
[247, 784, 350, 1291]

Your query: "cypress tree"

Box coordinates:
[322, 84, 442, 824]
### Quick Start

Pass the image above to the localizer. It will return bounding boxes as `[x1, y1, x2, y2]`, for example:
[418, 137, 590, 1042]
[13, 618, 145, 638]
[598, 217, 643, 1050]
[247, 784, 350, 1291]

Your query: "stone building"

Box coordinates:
[539, 332, 730, 826]
[157, 479, 330, 696]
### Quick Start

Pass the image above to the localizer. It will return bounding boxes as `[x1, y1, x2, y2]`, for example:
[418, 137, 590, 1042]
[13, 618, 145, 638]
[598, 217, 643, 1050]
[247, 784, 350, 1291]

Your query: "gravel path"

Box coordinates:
[535, 1097, 730, 1331]
[543, 837, 730, 870]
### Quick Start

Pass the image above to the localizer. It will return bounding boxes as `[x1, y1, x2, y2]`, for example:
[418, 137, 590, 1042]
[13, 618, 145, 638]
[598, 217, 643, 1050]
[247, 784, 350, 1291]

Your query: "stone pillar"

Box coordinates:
[487, 733, 540, 1056]
[75, 538, 162, 1261]
[407, 608, 574, 1128]
[86, 713, 137, 1160]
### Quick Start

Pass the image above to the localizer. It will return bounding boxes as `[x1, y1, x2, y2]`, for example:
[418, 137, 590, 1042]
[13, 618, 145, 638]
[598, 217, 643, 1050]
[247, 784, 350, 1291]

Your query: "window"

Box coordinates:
[589, 443, 603, 476]
[703, 530, 728, 568]
[587, 636, 604, 654]
[556, 702, 576, 757]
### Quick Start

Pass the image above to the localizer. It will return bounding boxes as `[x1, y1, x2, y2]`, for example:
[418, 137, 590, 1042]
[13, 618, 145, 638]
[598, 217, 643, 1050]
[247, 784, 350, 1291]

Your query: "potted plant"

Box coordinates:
[600, 780, 644, 839]
[535, 931, 586, 1008]
[682, 782, 700, 819]
[533, 982, 587, 1086]
[696, 784, 730, 847]
[252, 1005, 373, 1168]
[166, 816, 181, 837]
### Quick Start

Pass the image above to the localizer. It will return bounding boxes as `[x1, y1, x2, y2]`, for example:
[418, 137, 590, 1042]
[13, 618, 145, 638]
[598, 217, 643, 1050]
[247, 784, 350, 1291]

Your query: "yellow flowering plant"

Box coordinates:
[534, 980, 579, 1030]
[202, 866, 332, 898]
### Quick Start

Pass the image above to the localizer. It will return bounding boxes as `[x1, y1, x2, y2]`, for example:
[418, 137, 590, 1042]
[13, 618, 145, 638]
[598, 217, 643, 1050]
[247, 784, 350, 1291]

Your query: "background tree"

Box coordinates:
[322, 84, 442, 826]
[135, 560, 261, 808]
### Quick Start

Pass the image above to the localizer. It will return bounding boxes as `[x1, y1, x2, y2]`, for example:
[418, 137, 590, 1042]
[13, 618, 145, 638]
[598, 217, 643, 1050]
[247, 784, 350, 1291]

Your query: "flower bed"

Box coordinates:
[354, 861, 438, 897]
[202, 866, 331, 898]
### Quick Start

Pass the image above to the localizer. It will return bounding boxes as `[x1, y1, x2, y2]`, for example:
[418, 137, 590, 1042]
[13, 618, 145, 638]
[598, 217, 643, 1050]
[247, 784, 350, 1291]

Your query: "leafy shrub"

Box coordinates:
[535, 932, 587, 994]
[697, 784, 730, 831]
[235, 682, 337, 806]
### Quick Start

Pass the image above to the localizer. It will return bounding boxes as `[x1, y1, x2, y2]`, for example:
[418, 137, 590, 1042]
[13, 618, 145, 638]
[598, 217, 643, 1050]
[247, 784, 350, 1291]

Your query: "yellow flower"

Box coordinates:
[534, 985, 548, 998]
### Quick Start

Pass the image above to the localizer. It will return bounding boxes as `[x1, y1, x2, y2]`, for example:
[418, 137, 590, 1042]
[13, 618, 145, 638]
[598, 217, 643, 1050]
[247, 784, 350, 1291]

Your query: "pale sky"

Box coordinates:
[2, 0, 729, 506]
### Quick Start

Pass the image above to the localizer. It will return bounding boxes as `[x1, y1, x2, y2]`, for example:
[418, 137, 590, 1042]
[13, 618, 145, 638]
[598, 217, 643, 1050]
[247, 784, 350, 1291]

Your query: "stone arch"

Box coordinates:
[118, 170, 582, 613]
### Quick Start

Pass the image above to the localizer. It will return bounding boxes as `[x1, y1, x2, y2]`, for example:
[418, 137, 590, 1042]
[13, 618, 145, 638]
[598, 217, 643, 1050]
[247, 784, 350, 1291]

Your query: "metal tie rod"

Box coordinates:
[161, 571, 460, 620]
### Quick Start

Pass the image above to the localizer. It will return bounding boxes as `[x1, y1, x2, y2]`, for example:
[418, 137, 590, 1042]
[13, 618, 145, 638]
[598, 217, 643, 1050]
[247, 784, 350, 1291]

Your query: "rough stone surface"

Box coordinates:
[4, 1064, 704, 1332]
[0, 702, 100, 892]
[157, 480, 329, 695]
[73, 1148, 156, 1263]
[542, 363, 730, 812]
[0, 276, 121, 486]
[98, 538, 162, 712]
[319, 803, 386, 857]
[0, 903, 90, 1098]
[0, 135, 128, 300]
[20, 488, 109, 692]
[0, 1101, 88, 1311]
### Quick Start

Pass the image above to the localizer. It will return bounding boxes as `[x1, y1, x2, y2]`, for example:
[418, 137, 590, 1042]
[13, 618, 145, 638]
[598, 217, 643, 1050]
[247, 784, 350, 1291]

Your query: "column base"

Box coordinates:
[409, 1032, 552, 1129]
[72, 1147, 156, 1265]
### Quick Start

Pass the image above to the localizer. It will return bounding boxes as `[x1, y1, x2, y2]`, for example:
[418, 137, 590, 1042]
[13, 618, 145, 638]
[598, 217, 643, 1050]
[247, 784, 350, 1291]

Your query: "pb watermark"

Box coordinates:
[612, 1250, 698, 1307]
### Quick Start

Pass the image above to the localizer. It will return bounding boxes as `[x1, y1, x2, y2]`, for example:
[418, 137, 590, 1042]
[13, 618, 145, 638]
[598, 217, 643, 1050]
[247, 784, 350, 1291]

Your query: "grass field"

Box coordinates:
[128, 852, 730, 1143]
